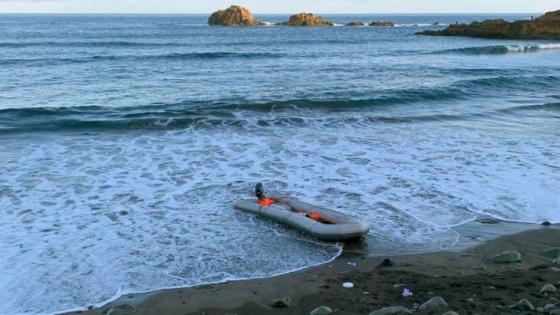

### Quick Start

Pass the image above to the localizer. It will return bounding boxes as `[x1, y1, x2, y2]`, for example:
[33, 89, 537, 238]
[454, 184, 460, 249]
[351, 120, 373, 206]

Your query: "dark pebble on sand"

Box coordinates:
[478, 217, 500, 224]
[379, 258, 394, 267]
[270, 296, 292, 308]
[119, 210, 129, 216]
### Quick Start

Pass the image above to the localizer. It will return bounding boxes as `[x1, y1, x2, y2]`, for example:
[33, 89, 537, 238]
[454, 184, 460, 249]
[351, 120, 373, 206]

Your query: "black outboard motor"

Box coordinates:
[255, 183, 265, 200]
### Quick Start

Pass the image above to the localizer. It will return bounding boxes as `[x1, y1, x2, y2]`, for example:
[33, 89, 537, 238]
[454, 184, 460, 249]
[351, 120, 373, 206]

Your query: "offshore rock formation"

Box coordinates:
[208, 5, 264, 26]
[281, 13, 334, 26]
[417, 10, 560, 39]
[369, 21, 395, 27]
[346, 21, 366, 26]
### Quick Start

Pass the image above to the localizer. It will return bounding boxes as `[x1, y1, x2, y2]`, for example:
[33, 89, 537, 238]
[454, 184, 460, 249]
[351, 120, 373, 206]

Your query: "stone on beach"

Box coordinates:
[379, 258, 395, 267]
[442, 312, 460, 315]
[541, 248, 560, 259]
[485, 250, 522, 264]
[369, 306, 412, 315]
[342, 282, 354, 288]
[418, 296, 448, 312]
[270, 296, 292, 308]
[208, 5, 264, 26]
[310, 305, 333, 315]
[540, 284, 557, 294]
[545, 304, 559, 313]
[282, 13, 334, 26]
[509, 298, 535, 311]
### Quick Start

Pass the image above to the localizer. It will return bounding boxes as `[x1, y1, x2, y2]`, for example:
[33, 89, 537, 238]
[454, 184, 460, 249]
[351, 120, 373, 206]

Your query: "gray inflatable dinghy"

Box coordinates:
[234, 184, 369, 241]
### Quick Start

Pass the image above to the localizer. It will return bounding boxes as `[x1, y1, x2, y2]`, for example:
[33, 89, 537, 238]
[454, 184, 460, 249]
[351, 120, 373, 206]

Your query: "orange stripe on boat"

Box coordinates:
[309, 213, 321, 221]
[259, 198, 274, 206]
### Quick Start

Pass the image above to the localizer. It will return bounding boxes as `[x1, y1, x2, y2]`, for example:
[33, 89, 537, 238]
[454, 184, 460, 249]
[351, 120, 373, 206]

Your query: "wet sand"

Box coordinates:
[64, 221, 560, 315]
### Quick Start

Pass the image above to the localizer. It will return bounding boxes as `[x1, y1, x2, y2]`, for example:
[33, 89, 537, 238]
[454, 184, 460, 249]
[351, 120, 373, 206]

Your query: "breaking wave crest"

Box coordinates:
[442, 43, 560, 55]
[2, 80, 558, 134]
[0, 84, 467, 133]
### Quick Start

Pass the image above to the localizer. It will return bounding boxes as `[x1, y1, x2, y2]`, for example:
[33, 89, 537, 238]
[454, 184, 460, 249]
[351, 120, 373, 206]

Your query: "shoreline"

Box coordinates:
[64, 221, 560, 315]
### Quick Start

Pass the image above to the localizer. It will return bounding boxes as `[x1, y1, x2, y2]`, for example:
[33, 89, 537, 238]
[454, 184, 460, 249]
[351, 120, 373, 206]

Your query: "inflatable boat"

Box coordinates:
[234, 184, 369, 241]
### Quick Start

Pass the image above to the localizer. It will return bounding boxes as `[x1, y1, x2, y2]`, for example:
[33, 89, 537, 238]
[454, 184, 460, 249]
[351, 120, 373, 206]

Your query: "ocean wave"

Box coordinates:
[442, 43, 560, 55]
[0, 41, 180, 48]
[0, 108, 480, 134]
[216, 88, 465, 111]
[4, 101, 556, 135]
[0, 52, 282, 66]
[2, 75, 557, 134]
[0, 84, 473, 135]
[0, 85, 465, 133]
[497, 102, 560, 114]
[457, 75, 560, 92]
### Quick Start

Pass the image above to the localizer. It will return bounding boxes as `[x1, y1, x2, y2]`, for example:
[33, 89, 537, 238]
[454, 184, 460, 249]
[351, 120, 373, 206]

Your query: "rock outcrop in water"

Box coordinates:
[346, 21, 366, 26]
[417, 10, 560, 39]
[281, 13, 334, 26]
[208, 5, 264, 26]
[369, 21, 395, 27]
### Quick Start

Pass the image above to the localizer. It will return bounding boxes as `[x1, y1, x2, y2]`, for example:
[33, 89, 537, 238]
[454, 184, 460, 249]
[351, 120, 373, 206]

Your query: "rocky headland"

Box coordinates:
[208, 5, 264, 26]
[418, 10, 560, 39]
[281, 13, 334, 26]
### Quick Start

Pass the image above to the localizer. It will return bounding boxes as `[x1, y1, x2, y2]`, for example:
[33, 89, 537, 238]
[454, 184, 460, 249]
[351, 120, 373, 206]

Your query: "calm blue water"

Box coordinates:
[1, 14, 559, 314]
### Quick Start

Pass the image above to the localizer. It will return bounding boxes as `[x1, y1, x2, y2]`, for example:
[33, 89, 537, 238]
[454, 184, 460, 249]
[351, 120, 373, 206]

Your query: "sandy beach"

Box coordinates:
[65, 223, 560, 315]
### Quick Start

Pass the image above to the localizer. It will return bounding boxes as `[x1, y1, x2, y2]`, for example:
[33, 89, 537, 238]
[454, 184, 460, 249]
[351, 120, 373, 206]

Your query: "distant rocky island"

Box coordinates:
[208, 5, 397, 27]
[208, 5, 333, 26]
[208, 5, 264, 26]
[418, 10, 560, 39]
[346, 21, 365, 26]
[369, 21, 395, 27]
[280, 13, 334, 26]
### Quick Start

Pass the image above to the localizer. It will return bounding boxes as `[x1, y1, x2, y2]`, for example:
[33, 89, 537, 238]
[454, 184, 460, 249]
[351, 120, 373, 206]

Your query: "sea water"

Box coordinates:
[0, 14, 559, 314]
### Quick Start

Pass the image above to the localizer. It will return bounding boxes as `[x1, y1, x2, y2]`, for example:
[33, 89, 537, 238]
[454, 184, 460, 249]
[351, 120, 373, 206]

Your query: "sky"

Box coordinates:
[0, 0, 558, 14]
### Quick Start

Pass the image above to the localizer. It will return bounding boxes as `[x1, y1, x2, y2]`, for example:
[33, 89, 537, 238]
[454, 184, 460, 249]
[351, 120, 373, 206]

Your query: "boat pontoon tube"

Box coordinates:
[234, 192, 369, 241]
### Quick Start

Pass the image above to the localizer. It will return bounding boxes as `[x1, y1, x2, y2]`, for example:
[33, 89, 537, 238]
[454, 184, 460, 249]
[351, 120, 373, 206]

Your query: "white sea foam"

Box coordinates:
[1, 107, 559, 314]
[395, 23, 432, 27]
[506, 43, 560, 52]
